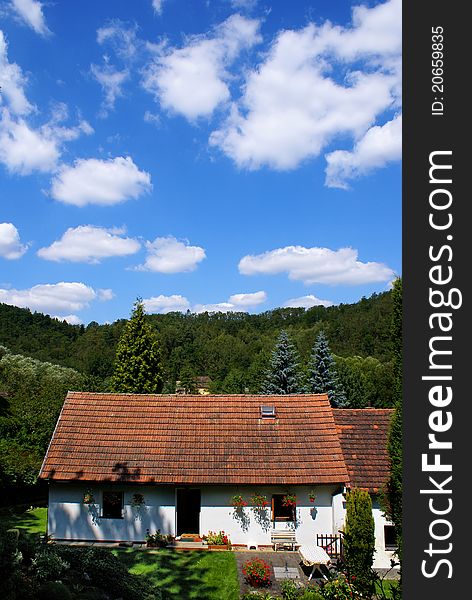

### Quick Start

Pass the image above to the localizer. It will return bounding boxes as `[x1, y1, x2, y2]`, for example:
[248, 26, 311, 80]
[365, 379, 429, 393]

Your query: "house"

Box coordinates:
[39, 392, 395, 567]
[333, 408, 396, 569]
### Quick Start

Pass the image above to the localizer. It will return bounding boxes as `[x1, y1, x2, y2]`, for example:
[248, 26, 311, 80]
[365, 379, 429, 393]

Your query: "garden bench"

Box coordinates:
[271, 529, 297, 551]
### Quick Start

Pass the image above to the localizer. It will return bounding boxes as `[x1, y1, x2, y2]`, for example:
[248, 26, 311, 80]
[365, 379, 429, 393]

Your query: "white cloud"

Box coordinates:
[137, 236, 206, 273]
[52, 314, 83, 325]
[210, 0, 401, 178]
[152, 0, 164, 15]
[144, 110, 160, 126]
[142, 14, 261, 120]
[227, 290, 267, 306]
[283, 294, 334, 309]
[0, 222, 28, 259]
[37, 225, 141, 263]
[144, 294, 190, 314]
[194, 290, 266, 313]
[0, 281, 111, 315]
[0, 109, 60, 174]
[325, 114, 402, 188]
[91, 63, 129, 114]
[239, 245, 394, 285]
[97, 21, 139, 60]
[0, 100, 93, 176]
[11, 0, 50, 37]
[0, 30, 33, 115]
[50, 156, 152, 207]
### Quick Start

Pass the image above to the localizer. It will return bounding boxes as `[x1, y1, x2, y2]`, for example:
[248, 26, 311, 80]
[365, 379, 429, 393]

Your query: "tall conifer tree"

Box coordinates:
[111, 299, 163, 393]
[343, 488, 376, 596]
[307, 330, 346, 406]
[261, 330, 304, 394]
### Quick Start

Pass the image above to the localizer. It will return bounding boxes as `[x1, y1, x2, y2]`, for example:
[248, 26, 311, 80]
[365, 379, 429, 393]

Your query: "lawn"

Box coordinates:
[0, 506, 47, 534]
[115, 548, 240, 600]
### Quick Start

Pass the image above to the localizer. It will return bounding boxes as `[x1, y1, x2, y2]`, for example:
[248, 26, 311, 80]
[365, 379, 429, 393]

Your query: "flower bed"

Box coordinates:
[203, 530, 231, 548]
[242, 557, 271, 588]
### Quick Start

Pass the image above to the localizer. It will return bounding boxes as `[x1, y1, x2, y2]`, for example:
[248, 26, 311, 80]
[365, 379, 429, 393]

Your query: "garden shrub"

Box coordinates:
[321, 575, 358, 600]
[60, 547, 155, 600]
[280, 578, 299, 599]
[37, 581, 73, 600]
[31, 549, 70, 581]
[0, 528, 21, 579]
[241, 592, 280, 600]
[298, 590, 323, 600]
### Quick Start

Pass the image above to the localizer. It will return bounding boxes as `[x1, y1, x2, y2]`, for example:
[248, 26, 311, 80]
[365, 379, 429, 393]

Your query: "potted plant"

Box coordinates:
[250, 494, 269, 508]
[145, 529, 169, 548]
[82, 489, 95, 505]
[231, 494, 247, 508]
[130, 493, 145, 507]
[203, 530, 231, 549]
[242, 557, 271, 588]
[282, 494, 297, 508]
[308, 490, 316, 503]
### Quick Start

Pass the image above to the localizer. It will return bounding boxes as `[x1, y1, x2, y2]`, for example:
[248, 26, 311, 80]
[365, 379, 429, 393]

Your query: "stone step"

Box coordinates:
[171, 541, 206, 549]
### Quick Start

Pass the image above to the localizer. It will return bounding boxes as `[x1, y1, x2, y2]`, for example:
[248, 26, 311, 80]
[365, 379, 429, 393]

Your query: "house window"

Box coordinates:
[384, 525, 396, 550]
[102, 491, 123, 519]
[272, 494, 295, 522]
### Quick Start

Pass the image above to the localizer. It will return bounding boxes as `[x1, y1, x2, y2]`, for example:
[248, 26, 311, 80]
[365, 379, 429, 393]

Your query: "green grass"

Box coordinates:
[115, 548, 240, 600]
[0, 506, 47, 534]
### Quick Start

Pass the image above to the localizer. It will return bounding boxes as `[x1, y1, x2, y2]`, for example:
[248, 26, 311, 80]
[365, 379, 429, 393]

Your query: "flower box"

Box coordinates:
[207, 544, 231, 551]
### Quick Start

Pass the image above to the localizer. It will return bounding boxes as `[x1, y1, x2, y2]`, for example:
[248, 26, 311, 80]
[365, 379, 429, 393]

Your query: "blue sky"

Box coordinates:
[0, 0, 401, 325]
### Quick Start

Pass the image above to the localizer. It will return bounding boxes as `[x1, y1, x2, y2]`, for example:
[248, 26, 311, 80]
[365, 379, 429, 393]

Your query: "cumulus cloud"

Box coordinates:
[0, 31, 33, 115]
[0, 58, 92, 175]
[144, 294, 190, 314]
[142, 14, 261, 120]
[283, 294, 334, 309]
[0, 109, 60, 174]
[239, 245, 394, 285]
[0, 281, 112, 316]
[50, 156, 152, 206]
[37, 225, 141, 263]
[194, 290, 266, 313]
[137, 236, 206, 273]
[0, 222, 28, 259]
[325, 114, 402, 188]
[11, 0, 50, 37]
[210, 0, 401, 178]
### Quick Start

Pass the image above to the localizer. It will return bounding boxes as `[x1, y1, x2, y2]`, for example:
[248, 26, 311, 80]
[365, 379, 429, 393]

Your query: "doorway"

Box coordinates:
[176, 488, 201, 535]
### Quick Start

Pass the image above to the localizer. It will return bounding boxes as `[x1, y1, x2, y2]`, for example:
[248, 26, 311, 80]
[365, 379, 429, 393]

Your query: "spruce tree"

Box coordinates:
[307, 330, 346, 407]
[261, 330, 304, 394]
[111, 299, 163, 394]
[343, 488, 376, 596]
[384, 277, 403, 568]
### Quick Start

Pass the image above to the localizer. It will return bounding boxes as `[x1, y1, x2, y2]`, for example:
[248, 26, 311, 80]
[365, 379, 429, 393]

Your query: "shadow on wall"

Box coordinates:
[49, 500, 175, 542]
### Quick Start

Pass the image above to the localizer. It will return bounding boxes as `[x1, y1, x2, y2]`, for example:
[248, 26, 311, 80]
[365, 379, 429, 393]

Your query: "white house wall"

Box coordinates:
[200, 485, 338, 548]
[48, 483, 339, 546]
[48, 482, 394, 568]
[48, 483, 176, 542]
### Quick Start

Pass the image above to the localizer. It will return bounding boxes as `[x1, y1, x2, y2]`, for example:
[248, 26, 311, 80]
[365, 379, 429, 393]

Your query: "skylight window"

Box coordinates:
[260, 405, 276, 418]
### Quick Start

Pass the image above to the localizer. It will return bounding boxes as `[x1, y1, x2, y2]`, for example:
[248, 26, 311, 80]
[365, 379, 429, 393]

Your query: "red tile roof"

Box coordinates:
[39, 392, 348, 485]
[333, 408, 394, 492]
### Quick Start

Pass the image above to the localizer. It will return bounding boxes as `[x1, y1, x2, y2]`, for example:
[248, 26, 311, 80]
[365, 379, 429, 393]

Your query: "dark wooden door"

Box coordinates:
[176, 488, 201, 535]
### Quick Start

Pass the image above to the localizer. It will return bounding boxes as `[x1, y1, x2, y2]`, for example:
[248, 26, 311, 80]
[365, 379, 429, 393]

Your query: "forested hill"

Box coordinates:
[0, 290, 393, 384]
